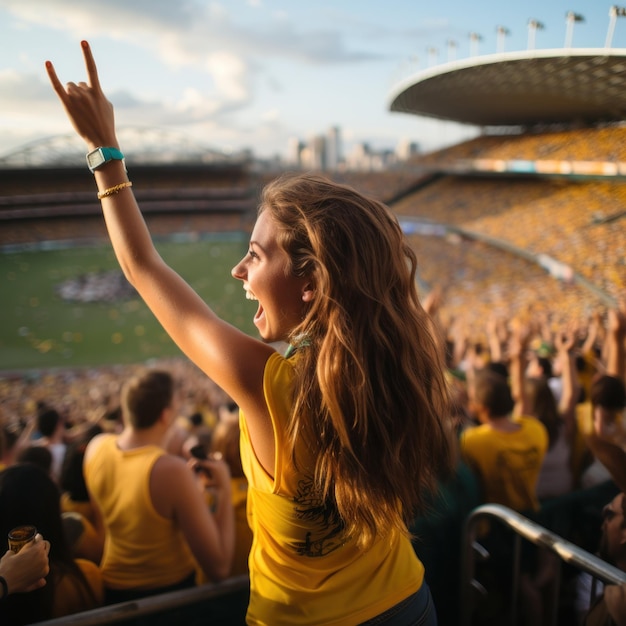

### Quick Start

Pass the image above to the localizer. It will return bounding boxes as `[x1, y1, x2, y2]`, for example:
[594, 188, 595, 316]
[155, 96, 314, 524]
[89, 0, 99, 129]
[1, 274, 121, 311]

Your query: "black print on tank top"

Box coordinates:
[292, 477, 345, 557]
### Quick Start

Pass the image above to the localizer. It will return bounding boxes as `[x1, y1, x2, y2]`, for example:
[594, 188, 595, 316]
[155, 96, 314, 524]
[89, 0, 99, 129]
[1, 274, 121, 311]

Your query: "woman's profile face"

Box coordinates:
[593, 404, 623, 442]
[232, 210, 312, 343]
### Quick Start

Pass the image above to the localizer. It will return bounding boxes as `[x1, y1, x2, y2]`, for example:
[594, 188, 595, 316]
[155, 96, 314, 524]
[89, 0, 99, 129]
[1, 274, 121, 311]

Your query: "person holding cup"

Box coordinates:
[0, 533, 50, 599]
[0, 464, 103, 625]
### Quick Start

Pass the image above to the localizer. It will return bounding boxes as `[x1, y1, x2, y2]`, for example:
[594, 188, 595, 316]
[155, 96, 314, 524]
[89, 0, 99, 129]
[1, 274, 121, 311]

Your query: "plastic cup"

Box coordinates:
[8, 525, 37, 553]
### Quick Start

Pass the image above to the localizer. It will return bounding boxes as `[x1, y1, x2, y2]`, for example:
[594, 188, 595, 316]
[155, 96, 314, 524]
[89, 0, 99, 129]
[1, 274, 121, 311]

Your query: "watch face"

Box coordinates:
[87, 149, 104, 169]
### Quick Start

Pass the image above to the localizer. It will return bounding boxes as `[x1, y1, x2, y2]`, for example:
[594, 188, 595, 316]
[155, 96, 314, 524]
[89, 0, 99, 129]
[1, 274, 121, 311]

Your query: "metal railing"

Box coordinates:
[460, 504, 626, 626]
[33, 574, 249, 626]
[30, 505, 626, 626]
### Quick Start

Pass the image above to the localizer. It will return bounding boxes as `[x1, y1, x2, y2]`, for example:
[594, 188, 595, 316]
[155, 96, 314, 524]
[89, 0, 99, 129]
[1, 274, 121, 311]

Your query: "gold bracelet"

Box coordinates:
[97, 181, 133, 200]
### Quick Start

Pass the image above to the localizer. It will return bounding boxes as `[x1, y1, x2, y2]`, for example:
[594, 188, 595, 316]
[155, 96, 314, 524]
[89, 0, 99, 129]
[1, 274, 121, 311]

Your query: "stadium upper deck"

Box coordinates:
[385, 43, 626, 331]
[388, 49, 626, 127]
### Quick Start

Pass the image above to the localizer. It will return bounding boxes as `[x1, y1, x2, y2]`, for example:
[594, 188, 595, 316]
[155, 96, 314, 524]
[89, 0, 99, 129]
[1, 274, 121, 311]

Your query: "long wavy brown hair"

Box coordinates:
[261, 173, 453, 549]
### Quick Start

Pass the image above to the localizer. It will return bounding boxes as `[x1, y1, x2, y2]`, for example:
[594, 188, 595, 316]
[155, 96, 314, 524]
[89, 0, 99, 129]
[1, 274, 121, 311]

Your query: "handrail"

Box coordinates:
[33, 574, 250, 626]
[460, 504, 626, 626]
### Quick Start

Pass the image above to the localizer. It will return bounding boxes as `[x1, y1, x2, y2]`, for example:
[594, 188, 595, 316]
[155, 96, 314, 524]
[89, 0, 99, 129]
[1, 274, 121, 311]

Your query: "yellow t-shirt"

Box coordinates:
[84, 436, 196, 590]
[240, 352, 424, 626]
[460, 416, 548, 512]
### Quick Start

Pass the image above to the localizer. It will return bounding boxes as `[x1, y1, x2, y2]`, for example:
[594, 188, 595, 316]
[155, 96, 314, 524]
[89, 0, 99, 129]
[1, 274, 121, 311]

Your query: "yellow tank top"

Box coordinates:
[84, 436, 196, 590]
[61, 492, 97, 527]
[196, 476, 252, 582]
[52, 559, 103, 618]
[240, 352, 424, 626]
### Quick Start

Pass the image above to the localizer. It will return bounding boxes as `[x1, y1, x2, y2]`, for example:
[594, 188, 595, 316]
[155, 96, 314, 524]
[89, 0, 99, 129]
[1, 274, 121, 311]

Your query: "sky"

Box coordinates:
[0, 0, 623, 162]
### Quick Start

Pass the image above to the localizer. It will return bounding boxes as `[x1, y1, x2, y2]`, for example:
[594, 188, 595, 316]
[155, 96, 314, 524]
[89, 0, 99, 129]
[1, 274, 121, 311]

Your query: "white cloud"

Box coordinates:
[205, 51, 251, 102]
[1, 0, 379, 65]
[0, 0, 389, 145]
[0, 0, 486, 159]
[261, 108, 280, 123]
[0, 0, 380, 145]
[0, 69, 51, 103]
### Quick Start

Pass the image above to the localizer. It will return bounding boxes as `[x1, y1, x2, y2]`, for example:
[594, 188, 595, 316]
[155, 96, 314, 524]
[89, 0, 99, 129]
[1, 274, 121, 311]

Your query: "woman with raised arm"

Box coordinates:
[46, 41, 453, 626]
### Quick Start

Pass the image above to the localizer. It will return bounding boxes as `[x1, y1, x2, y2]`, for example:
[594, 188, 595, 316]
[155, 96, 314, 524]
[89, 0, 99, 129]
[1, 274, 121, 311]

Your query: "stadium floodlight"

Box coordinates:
[469, 32, 483, 57]
[496, 26, 511, 53]
[427, 47, 439, 67]
[447, 39, 458, 62]
[527, 19, 545, 50]
[564, 11, 584, 48]
[606, 5, 626, 47]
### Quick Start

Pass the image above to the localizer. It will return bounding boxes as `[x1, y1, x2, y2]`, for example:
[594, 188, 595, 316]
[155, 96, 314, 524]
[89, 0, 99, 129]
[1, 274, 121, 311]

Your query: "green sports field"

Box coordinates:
[0, 235, 258, 371]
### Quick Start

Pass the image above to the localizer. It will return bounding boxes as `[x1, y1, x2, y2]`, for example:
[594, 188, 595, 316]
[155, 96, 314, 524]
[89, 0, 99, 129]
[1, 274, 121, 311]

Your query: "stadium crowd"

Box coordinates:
[414, 125, 626, 164]
[0, 211, 250, 249]
[394, 176, 626, 307]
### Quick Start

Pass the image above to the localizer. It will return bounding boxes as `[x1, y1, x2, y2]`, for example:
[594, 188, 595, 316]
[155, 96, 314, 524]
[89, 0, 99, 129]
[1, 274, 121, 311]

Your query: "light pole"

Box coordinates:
[469, 32, 483, 57]
[527, 19, 545, 50]
[564, 11, 584, 48]
[447, 39, 458, 62]
[606, 5, 626, 48]
[496, 26, 510, 53]
[427, 47, 438, 67]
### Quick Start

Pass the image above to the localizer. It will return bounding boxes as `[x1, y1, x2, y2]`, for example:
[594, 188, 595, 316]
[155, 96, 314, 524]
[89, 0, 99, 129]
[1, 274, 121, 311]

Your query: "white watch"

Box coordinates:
[86, 147, 125, 173]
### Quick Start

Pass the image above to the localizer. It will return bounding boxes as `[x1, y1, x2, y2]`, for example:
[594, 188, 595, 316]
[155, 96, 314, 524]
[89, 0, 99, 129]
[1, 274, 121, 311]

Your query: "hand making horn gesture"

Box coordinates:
[46, 40, 118, 152]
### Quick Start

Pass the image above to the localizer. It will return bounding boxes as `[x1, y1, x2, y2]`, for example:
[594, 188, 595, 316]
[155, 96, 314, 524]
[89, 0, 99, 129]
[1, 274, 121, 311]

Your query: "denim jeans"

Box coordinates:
[359, 582, 437, 626]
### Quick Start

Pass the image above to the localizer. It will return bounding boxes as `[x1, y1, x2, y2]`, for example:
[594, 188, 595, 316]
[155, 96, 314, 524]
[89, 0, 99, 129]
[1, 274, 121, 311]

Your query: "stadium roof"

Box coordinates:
[388, 49, 626, 127]
[0, 127, 247, 169]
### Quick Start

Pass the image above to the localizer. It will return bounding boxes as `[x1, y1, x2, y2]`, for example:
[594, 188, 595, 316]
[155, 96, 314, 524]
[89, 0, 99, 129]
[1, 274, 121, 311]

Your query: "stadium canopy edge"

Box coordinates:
[388, 48, 626, 127]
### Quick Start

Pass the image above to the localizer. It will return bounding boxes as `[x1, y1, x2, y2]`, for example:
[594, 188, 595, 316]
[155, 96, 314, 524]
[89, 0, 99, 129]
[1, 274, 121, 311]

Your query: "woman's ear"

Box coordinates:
[301, 281, 315, 303]
[160, 405, 176, 427]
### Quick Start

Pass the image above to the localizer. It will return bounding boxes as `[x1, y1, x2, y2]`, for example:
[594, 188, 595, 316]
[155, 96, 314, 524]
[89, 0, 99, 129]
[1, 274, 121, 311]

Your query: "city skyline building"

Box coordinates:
[287, 126, 420, 171]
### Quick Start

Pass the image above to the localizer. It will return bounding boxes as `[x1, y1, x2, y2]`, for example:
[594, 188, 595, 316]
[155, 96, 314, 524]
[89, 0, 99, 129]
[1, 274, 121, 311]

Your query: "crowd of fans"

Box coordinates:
[396, 176, 625, 298]
[414, 124, 626, 164]
[406, 232, 603, 340]
[0, 358, 231, 443]
[0, 210, 250, 250]
[414, 295, 626, 625]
